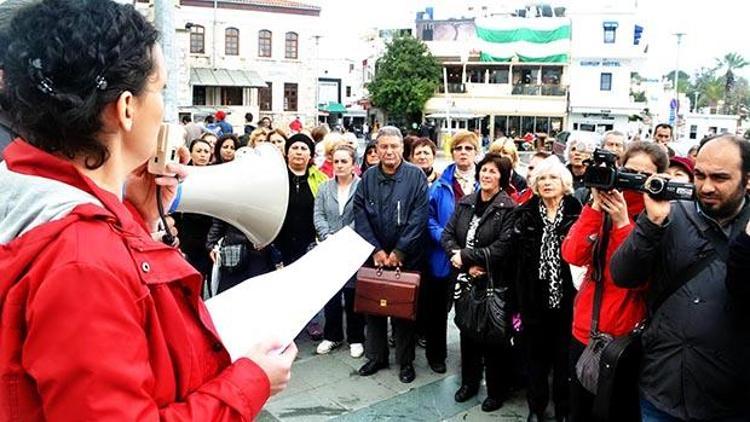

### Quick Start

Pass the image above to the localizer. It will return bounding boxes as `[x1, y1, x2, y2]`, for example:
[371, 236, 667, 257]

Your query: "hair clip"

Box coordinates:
[29, 58, 56, 95]
[95, 75, 107, 91]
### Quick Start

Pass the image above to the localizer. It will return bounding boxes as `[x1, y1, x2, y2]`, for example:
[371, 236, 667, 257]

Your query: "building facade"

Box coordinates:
[416, 7, 570, 147]
[174, 0, 321, 130]
[567, 4, 647, 135]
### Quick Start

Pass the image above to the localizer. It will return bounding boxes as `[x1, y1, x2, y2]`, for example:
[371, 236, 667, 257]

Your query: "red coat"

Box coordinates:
[0, 141, 270, 421]
[561, 205, 646, 344]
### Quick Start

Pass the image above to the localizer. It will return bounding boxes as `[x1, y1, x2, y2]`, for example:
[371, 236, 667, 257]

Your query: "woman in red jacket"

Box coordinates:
[561, 142, 668, 421]
[0, 1, 295, 420]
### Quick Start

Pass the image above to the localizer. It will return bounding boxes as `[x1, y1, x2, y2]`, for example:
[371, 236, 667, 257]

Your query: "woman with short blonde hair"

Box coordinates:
[249, 127, 270, 147]
[319, 132, 346, 178]
[489, 138, 527, 192]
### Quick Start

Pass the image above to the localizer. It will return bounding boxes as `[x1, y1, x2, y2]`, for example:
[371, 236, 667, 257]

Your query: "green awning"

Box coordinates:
[190, 68, 267, 88]
[319, 102, 346, 113]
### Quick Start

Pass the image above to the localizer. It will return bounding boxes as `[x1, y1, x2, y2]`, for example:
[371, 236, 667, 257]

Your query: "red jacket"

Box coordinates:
[561, 205, 646, 344]
[0, 141, 270, 421]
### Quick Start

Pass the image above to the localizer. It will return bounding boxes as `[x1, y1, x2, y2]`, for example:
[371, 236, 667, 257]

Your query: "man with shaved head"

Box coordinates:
[611, 134, 750, 421]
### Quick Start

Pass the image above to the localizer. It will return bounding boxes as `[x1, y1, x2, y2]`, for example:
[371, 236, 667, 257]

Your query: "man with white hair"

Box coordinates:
[354, 126, 429, 384]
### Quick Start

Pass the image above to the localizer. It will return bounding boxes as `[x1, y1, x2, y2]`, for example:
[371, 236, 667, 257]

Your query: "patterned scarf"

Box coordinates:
[454, 167, 475, 196]
[538, 200, 565, 309]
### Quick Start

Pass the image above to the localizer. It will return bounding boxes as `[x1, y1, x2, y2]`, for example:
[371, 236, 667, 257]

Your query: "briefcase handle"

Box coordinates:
[376, 265, 403, 279]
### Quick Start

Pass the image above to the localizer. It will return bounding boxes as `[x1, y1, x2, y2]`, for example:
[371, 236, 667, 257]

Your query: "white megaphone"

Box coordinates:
[170, 143, 288, 248]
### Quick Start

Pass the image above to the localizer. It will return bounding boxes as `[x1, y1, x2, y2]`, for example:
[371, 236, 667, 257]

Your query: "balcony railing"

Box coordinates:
[438, 83, 566, 96]
[512, 84, 566, 96]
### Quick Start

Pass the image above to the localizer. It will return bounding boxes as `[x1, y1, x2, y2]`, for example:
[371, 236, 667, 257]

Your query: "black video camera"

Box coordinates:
[583, 149, 695, 201]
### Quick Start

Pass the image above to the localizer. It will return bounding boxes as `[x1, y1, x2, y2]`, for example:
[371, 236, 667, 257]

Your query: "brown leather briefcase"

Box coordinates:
[354, 267, 421, 321]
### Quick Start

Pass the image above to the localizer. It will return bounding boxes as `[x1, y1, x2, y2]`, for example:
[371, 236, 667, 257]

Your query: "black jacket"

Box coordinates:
[354, 161, 429, 270]
[512, 195, 582, 326]
[206, 218, 249, 250]
[611, 198, 750, 420]
[173, 212, 213, 257]
[441, 190, 517, 291]
[727, 230, 750, 310]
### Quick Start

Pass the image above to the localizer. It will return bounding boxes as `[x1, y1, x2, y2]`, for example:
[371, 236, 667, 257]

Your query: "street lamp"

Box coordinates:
[671, 32, 685, 133]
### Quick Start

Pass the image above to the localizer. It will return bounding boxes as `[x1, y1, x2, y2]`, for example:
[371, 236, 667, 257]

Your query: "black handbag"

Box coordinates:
[575, 214, 613, 395]
[453, 248, 508, 344]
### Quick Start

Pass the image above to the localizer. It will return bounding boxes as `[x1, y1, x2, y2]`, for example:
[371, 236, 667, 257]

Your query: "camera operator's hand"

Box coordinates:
[590, 188, 602, 212]
[643, 174, 672, 226]
[598, 190, 629, 228]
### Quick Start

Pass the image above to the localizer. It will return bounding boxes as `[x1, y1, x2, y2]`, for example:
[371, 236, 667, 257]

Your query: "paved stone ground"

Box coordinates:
[257, 312, 528, 422]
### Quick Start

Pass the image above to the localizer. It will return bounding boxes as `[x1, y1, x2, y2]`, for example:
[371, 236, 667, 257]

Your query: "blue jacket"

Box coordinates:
[427, 163, 478, 278]
[354, 162, 428, 270]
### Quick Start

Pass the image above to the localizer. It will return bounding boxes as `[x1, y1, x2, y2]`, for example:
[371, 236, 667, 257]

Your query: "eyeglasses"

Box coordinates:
[453, 145, 475, 152]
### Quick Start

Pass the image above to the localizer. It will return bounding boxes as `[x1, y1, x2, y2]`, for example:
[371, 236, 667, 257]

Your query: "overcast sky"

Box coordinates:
[311, 0, 750, 81]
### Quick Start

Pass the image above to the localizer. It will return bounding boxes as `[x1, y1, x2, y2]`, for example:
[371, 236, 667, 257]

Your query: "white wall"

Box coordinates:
[567, 10, 645, 131]
[177, 4, 320, 127]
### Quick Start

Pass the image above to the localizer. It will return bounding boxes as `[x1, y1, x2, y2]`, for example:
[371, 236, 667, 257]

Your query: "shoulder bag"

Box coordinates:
[453, 247, 509, 344]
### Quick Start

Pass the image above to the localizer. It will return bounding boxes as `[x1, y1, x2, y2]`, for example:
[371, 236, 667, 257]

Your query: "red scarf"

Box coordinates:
[623, 190, 645, 219]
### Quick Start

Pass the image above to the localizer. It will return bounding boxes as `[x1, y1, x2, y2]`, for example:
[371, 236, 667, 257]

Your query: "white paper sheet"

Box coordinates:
[205, 227, 374, 360]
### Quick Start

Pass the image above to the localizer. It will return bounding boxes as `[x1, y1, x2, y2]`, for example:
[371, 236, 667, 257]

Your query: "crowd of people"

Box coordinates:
[177, 109, 750, 421]
[1, 1, 749, 421]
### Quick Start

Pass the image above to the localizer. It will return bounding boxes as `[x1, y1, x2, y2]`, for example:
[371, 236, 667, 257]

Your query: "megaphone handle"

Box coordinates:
[156, 185, 176, 246]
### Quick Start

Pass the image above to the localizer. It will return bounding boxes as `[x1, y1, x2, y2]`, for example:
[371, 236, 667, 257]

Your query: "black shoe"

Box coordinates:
[399, 363, 415, 383]
[481, 397, 504, 412]
[429, 361, 446, 374]
[358, 360, 388, 376]
[454, 385, 478, 403]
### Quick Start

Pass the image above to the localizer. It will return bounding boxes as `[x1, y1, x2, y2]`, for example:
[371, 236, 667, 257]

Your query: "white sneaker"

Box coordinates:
[316, 340, 341, 355]
[350, 343, 364, 359]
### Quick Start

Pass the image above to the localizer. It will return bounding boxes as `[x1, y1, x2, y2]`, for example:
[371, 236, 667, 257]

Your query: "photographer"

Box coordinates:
[611, 134, 750, 421]
[561, 142, 668, 421]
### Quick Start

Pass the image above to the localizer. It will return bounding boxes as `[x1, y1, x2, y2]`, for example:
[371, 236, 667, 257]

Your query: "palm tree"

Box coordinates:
[714, 53, 749, 113]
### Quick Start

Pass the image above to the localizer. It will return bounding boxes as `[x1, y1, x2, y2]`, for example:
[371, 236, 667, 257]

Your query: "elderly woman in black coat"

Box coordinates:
[512, 156, 582, 422]
[441, 153, 517, 413]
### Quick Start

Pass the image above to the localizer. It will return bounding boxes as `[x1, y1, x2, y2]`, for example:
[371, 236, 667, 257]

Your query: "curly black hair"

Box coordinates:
[0, 0, 159, 169]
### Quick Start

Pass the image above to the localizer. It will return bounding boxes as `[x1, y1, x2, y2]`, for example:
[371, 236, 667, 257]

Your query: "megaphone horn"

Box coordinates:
[171, 143, 288, 249]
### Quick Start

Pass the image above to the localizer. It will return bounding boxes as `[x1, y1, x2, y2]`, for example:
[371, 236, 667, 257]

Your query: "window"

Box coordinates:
[259, 82, 272, 111]
[192, 86, 206, 105]
[600, 73, 612, 91]
[489, 68, 509, 84]
[421, 23, 433, 41]
[346, 86, 352, 97]
[689, 124, 698, 140]
[225, 28, 239, 56]
[467, 67, 484, 83]
[258, 30, 272, 57]
[284, 83, 298, 111]
[190, 25, 205, 54]
[603, 22, 618, 44]
[220, 87, 243, 106]
[285, 32, 298, 59]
